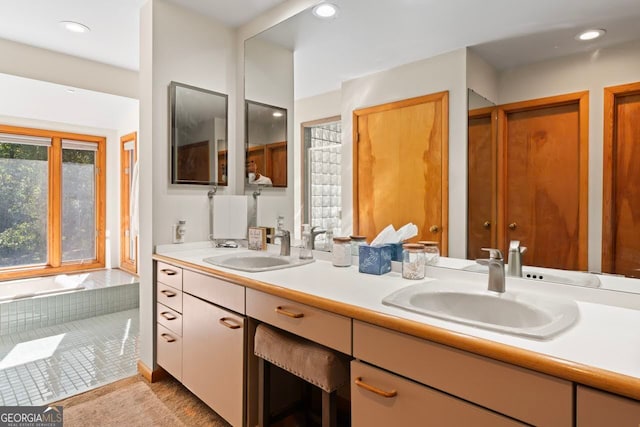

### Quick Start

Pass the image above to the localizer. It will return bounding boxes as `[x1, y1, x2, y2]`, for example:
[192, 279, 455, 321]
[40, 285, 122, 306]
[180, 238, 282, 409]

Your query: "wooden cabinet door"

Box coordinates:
[499, 92, 588, 270]
[603, 83, 640, 278]
[577, 386, 640, 427]
[351, 360, 526, 427]
[354, 92, 448, 254]
[183, 294, 245, 427]
[468, 107, 496, 259]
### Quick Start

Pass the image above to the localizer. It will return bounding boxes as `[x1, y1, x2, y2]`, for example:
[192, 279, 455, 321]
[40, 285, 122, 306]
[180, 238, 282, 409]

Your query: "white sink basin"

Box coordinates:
[203, 251, 314, 272]
[383, 280, 579, 339]
[462, 264, 601, 288]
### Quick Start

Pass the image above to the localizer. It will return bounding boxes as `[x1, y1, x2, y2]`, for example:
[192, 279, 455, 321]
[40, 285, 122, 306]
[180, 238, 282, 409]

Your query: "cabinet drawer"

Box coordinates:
[353, 320, 572, 427]
[577, 386, 640, 427]
[157, 303, 182, 336]
[157, 282, 182, 313]
[157, 323, 182, 381]
[183, 269, 245, 314]
[351, 360, 525, 427]
[156, 262, 182, 290]
[246, 288, 351, 354]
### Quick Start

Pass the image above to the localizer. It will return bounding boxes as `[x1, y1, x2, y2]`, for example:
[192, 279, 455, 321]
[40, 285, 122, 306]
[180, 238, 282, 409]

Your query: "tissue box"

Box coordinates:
[389, 242, 404, 262]
[359, 244, 393, 275]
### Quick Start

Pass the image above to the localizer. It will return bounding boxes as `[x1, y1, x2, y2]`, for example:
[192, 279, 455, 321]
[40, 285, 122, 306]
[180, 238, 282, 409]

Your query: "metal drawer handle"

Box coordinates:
[355, 377, 397, 398]
[160, 333, 176, 343]
[161, 290, 177, 298]
[160, 312, 177, 321]
[275, 306, 304, 319]
[219, 318, 241, 329]
[161, 268, 178, 276]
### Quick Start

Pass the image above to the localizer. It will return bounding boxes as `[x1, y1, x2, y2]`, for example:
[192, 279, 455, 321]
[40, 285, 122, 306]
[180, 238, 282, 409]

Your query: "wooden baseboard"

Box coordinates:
[137, 360, 167, 383]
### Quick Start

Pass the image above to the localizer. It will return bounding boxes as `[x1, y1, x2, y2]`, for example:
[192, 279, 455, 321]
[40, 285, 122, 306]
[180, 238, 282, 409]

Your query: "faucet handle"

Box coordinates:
[481, 248, 503, 260]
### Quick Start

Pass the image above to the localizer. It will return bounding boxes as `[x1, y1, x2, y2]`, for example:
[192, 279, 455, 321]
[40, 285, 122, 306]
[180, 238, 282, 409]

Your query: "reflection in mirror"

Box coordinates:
[169, 81, 228, 185]
[245, 3, 640, 291]
[245, 100, 287, 187]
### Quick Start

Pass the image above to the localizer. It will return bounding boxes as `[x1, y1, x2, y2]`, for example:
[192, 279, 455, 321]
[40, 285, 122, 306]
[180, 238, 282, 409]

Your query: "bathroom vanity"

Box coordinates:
[153, 245, 640, 426]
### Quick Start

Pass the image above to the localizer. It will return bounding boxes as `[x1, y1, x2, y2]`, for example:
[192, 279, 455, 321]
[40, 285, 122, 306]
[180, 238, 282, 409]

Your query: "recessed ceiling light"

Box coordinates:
[272, 112, 284, 118]
[576, 29, 606, 41]
[66, 88, 75, 93]
[312, 3, 339, 19]
[60, 21, 91, 34]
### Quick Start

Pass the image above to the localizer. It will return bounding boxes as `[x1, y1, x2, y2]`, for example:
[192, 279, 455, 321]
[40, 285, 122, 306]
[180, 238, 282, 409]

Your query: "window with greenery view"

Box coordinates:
[0, 126, 105, 278]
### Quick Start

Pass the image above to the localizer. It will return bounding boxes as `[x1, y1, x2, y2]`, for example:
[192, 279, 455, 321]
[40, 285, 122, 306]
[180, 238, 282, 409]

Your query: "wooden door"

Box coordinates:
[266, 141, 287, 187]
[498, 92, 588, 271]
[603, 82, 640, 278]
[468, 107, 496, 259]
[353, 92, 448, 254]
[177, 140, 209, 181]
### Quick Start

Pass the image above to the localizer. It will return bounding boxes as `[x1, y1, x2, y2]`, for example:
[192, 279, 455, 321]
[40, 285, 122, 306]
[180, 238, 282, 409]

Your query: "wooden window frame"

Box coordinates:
[120, 132, 137, 274]
[0, 124, 106, 280]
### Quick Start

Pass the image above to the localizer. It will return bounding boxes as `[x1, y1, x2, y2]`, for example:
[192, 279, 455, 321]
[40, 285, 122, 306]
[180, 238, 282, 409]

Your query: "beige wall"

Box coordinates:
[0, 38, 138, 99]
[138, 0, 236, 369]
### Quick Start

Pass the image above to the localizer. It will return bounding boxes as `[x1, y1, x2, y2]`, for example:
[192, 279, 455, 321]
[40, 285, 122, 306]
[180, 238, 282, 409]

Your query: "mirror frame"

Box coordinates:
[169, 81, 229, 186]
[244, 99, 288, 187]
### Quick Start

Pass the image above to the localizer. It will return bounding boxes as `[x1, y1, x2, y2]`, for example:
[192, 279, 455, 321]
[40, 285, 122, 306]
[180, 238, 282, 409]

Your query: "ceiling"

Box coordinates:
[255, 0, 640, 99]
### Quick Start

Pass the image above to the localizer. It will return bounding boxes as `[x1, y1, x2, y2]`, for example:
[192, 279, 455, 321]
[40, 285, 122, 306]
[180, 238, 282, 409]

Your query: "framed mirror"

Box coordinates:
[169, 81, 228, 185]
[245, 100, 287, 187]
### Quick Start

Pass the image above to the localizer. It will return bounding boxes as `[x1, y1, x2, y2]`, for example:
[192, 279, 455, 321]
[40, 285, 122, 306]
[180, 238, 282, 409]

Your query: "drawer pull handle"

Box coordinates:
[355, 377, 397, 398]
[160, 312, 177, 321]
[161, 290, 177, 298]
[275, 306, 304, 319]
[219, 318, 241, 329]
[161, 268, 178, 276]
[160, 333, 176, 343]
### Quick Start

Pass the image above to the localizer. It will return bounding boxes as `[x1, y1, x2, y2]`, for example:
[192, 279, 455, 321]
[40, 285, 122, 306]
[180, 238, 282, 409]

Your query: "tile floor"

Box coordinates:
[0, 308, 139, 406]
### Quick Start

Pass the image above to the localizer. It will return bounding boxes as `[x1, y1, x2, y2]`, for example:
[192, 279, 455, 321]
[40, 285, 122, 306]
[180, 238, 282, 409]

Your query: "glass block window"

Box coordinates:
[304, 120, 342, 247]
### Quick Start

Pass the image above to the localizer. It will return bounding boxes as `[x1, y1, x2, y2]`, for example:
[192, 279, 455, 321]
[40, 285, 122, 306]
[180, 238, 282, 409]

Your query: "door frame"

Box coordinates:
[352, 91, 449, 255]
[467, 106, 498, 258]
[602, 82, 640, 273]
[496, 91, 589, 269]
[120, 131, 137, 274]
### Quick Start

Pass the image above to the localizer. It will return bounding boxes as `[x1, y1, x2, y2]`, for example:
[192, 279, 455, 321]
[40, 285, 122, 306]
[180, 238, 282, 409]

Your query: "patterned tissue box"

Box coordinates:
[359, 244, 393, 275]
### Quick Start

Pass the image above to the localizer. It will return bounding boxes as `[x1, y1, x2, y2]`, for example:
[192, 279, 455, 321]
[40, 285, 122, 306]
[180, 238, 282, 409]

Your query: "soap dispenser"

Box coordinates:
[299, 224, 313, 260]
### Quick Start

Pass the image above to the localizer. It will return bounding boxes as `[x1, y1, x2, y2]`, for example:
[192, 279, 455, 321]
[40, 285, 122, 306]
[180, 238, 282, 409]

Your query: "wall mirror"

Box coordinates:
[244, 1, 640, 291]
[245, 100, 287, 187]
[169, 81, 228, 185]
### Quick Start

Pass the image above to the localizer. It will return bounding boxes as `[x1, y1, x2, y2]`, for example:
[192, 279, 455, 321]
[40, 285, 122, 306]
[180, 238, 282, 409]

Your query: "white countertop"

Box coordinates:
[155, 243, 640, 382]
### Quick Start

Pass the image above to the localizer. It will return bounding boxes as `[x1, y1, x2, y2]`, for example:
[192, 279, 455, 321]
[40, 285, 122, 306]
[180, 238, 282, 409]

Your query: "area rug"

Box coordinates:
[54, 374, 229, 427]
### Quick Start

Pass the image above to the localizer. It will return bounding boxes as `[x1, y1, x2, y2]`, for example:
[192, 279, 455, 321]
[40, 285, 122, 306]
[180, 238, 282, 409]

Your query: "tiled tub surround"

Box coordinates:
[0, 270, 139, 336]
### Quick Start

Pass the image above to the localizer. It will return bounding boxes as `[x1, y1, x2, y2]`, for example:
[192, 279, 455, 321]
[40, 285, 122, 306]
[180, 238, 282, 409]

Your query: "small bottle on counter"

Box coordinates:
[332, 237, 352, 267]
[350, 235, 367, 256]
[299, 224, 314, 260]
[419, 241, 440, 265]
[402, 243, 426, 280]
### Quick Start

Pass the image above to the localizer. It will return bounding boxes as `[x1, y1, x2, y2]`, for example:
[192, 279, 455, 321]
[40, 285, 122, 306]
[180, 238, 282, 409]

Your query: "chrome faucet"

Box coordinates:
[507, 240, 527, 277]
[476, 248, 505, 293]
[310, 226, 326, 250]
[273, 229, 291, 256]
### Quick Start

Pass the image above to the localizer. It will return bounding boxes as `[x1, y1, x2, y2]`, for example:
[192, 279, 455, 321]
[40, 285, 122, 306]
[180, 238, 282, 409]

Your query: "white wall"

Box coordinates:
[293, 89, 342, 238]
[341, 48, 469, 258]
[138, 0, 236, 370]
[244, 37, 295, 232]
[466, 49, 498, 104]
[496, 39, 640, 271]
[0, 38, 138, 99]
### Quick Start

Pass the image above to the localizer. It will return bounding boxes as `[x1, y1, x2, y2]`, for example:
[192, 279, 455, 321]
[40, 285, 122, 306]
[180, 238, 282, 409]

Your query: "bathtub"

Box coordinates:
[0, 275, 86, 302]
[0, 270, 139, 335]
